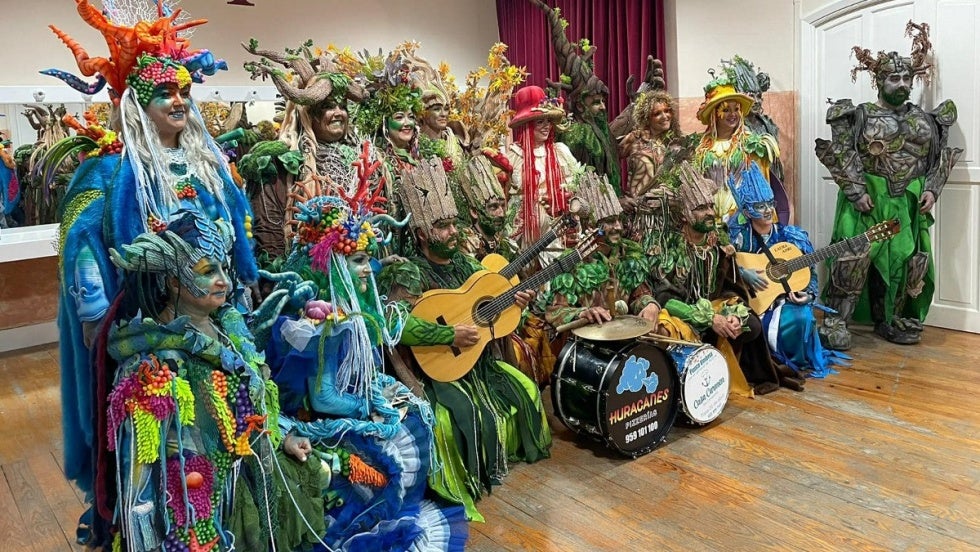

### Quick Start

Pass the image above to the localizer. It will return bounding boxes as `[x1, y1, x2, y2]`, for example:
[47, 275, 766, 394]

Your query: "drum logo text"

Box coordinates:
[608, 387, 670, 426]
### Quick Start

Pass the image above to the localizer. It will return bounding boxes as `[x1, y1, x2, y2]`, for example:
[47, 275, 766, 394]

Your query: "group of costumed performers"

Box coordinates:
[38, 0, 963, 548]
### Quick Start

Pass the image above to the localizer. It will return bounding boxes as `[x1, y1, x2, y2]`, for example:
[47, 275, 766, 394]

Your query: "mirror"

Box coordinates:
[0, 98, 282, 231]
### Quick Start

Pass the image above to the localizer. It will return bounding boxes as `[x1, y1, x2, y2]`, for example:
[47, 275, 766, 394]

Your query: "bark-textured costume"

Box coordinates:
[45, 8, 255, 543]
[380, 164, 552, 522]
[240, 39, 373, 261]
[261, 155, 467, 549]
[728, 164, 848, 377]
[651, 163, 784, 395]
[814, 21, 962, 347]
[531, 0, 621, 194]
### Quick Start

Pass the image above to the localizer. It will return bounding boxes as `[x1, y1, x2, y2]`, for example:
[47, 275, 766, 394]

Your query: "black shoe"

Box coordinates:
[874, 322, 921, 345]
[753, 381, 780, 395]
[779, 375, 805, 392]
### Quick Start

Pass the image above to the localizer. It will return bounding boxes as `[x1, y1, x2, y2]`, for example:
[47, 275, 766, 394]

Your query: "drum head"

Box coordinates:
[571, 315, 656, 341]
[676, 345, 729, 424]
[602, 342, 679, 456]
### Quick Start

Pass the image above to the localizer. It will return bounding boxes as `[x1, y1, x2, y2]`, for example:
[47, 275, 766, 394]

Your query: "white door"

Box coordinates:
[799, 0, 980, 333]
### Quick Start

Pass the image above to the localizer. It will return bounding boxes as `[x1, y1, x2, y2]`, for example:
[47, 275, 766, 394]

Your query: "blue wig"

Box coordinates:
[731, 161, 774, 219]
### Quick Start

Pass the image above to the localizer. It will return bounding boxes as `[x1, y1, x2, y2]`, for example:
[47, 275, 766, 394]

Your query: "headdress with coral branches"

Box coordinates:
[288, 142, 405, 272]
[43, 0, 226, 104]
[850, 20, 934, 88]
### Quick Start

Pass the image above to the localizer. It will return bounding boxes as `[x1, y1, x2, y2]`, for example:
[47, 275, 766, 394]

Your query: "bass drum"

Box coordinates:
[552, 338, 679, 458]
[667, 343, 729, 426]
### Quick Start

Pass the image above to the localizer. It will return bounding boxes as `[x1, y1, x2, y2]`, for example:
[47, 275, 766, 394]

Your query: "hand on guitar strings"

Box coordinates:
[739, 266, 770, 291]
[453, 324, 480, 348]
[712, 313, 743, 340]
[514, 289, 536, 308]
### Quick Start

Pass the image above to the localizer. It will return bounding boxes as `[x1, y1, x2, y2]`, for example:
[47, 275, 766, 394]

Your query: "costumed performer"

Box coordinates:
[379, 158, 551, 521]
[43, 2, 256, 544]
[729, 163, 849, 377]
[260, 145, 468, 551]
[105, 209, 287, 551]
[814, 21, 961, 348]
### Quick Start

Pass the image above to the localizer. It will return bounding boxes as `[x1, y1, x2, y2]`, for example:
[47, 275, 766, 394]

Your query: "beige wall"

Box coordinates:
[664, 0, 798, 99]
[2, 0, 499, 87]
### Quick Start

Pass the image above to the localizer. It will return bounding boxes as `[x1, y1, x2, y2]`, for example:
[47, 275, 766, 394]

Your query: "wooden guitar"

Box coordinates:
[736, 219, 900, 314]
[480, 214, 575, 284]
[411, 231, 600, 382]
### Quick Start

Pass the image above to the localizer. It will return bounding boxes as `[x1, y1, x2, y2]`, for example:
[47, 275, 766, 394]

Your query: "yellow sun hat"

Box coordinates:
[695, 82, 754, 125]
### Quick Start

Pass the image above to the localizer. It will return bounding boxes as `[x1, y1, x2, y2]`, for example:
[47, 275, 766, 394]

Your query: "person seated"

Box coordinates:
[259, 150, 468, 550]
[105, 210, 287, 551]
[378, 159, 551, 522]
[729, 163, 850, 377]
[649, 162, 801, 395]
[542, 171, 661, 330]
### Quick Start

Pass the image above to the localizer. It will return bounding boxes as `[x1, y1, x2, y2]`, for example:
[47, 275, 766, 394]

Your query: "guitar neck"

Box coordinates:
[499, 228, 558, 279]
[478, 250, 584, 321]
[778, 234, 870, 274]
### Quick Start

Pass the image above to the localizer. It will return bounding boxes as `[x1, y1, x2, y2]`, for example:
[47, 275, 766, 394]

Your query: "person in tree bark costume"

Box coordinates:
[240, 39, 373, 261]
[651, 162, 800, 395]
[814, 21, 961, 348]
[531, 0, 621, 194]
[542, 170, 661, 329]
[378, 159, 551, 522]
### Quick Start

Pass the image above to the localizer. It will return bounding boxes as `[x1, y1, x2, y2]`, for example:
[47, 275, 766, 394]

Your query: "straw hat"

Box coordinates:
[695, 82, 754, 125]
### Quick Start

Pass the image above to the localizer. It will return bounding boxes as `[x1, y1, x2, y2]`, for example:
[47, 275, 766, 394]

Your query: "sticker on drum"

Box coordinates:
[552, 339, 679, 457]
[668, 344, 729, 425]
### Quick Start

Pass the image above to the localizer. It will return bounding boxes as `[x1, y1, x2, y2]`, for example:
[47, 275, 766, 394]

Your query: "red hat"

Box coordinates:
[508, 85, 566, 128]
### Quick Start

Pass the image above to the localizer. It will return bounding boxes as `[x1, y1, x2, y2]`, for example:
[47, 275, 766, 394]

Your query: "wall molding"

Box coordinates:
[0, 320, 58, 353]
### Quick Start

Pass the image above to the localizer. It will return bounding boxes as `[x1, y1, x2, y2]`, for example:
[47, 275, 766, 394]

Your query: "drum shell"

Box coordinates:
[552, 338, 679, 458]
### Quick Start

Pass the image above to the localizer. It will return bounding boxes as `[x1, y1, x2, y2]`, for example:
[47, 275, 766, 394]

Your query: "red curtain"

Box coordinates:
[495, 0, 666, 119]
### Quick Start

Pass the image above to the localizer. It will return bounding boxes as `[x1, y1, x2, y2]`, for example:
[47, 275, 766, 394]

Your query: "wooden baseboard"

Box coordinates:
[0, 320, 58, 353]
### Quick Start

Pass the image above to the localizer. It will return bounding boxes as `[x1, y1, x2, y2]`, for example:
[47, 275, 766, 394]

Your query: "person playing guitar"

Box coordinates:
[378, 158, 552, 522]
[730, 163, 850, 378]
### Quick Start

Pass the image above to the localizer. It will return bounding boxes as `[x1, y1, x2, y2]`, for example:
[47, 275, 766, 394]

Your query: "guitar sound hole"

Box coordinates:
[473, 297, 496, 327]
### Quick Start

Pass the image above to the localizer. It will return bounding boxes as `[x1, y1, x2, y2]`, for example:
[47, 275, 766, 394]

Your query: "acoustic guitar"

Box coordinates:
[481, 214, 575, 284]
[411, 232, 600, 382]
[736, 219, 900, 314]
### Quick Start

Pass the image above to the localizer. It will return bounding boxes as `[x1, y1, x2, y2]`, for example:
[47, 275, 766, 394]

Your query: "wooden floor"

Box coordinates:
[1, 326, 978, 551]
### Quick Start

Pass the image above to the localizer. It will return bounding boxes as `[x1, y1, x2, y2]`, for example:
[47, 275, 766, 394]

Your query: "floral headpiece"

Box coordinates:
[453, 43, 527, 150]
[347, 43, 426, 138]
[851, 21, 934, 88]
[43, 1, 226, 104]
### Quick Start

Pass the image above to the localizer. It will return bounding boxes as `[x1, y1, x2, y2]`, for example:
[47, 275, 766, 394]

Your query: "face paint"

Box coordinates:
[146, 83, 191, 146]
[649, 102, 672, 134]
[173, 257, 230, 317]
[423, 102, 449, 132]
[312, 97, 349, 143]
[386, 111, 416, 149]
[426, 219, 460, 259]
[346, 251, 373, 294]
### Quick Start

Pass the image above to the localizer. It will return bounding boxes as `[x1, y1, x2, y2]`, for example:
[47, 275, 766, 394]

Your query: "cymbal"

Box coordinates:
[571, 315, 656, 341]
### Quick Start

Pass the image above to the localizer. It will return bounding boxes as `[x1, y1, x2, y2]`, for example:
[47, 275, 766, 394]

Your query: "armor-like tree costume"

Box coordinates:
[814, 21, 961, 347]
